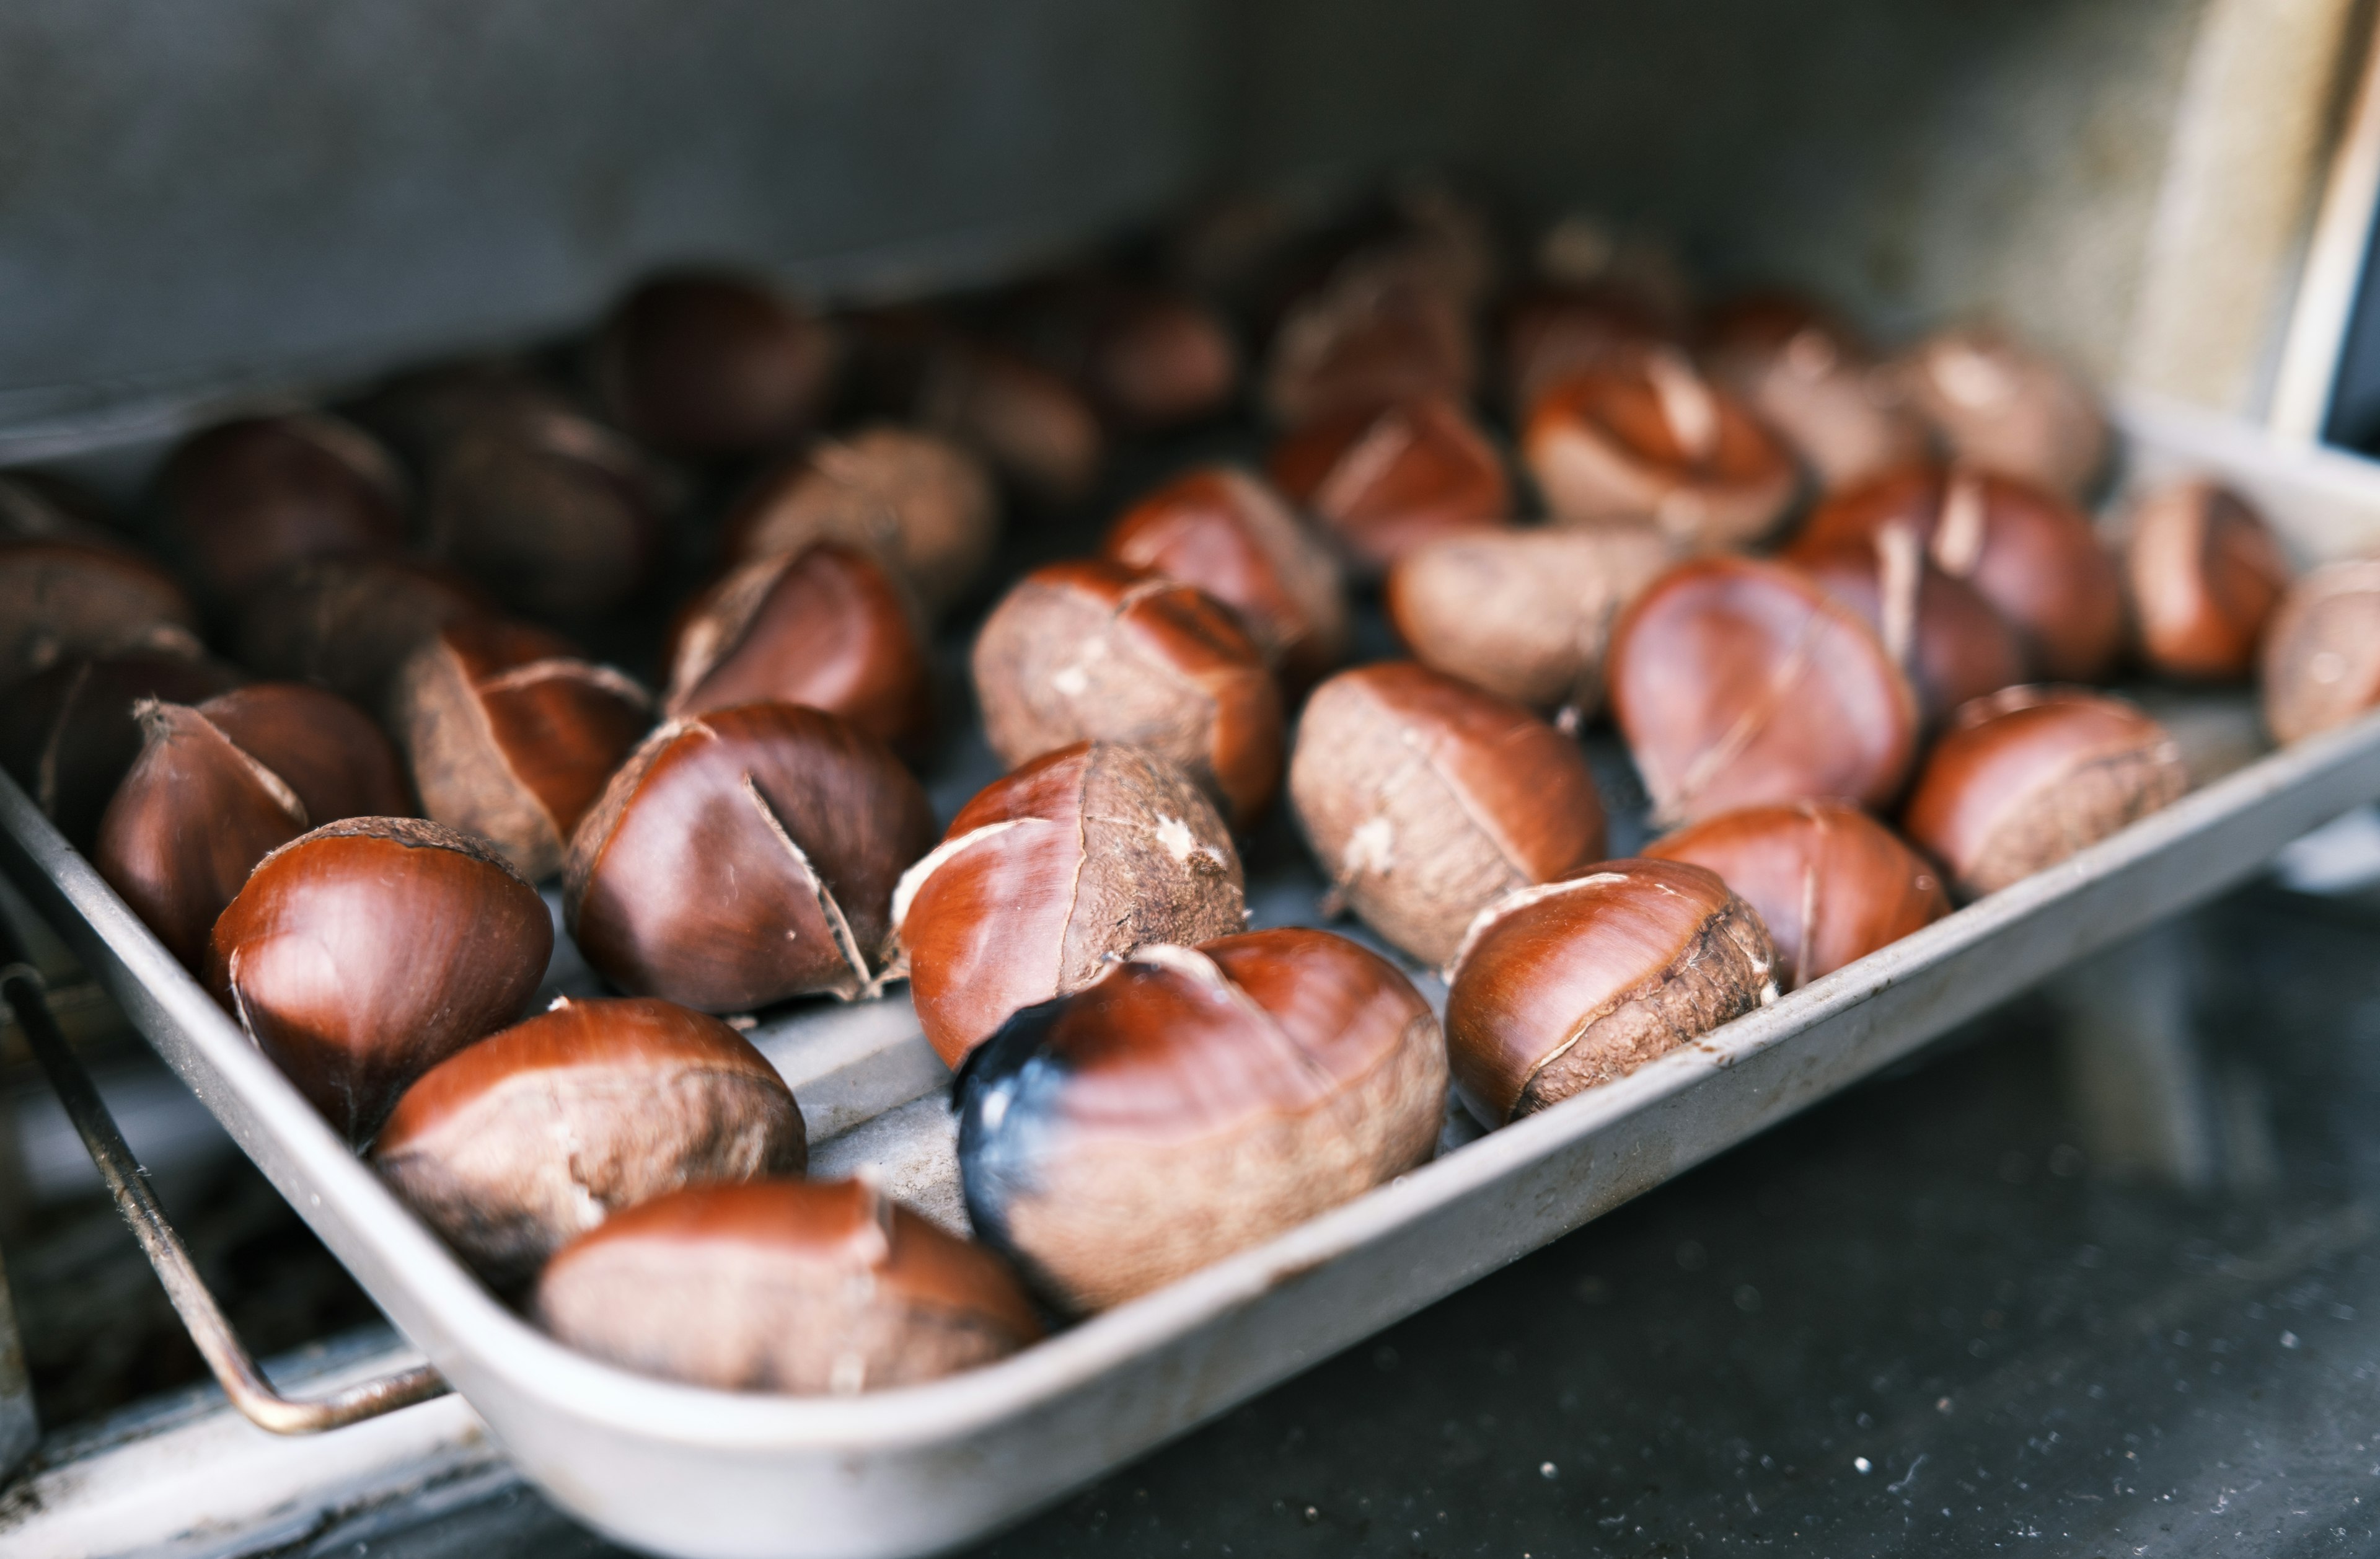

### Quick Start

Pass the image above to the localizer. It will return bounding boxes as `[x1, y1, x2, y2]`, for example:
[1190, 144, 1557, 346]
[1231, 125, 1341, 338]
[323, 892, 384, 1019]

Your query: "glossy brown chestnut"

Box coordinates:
[1501, 282, 1670, 415]
[0, 651, 245, 850]
[374, 996, 806, 1286]
[1267, 395, 1512, 576]
[0, 539, 203, 687]
[954, 931, 1445, 1312]
[390, 618, 651, 880]
[1522, 352, 1799, 550]
[233, 554, 493, 710]
[1902, 687, 2187, 899]
[917, 339, 1103, 505]
[566, 702, 935, 1012]
[971, 560, 1284, 829]
[892, 742, 1247, 1067]
[1895, 325, 2110, 498]
[1444, 859, 1778, 1126]
[534, 1178, 1041, 1393]
[1795, 462, 2123, 681]
[158, 413, 408, 599]
[1383, 526, 1673, 719]
[208, 817, 553, 1143]
[1287, 662, 1608, 968]
[1606, 556, 1919, 825]
[1642, 802, 1947, 990]
[1698, 292, 1929, 489]
[2123, 479, 2292, 681]
[664, 542, 931, 749]
[1099, 465, 1350, 692]
[593, 273, 839, 456]
[2263, 560, 2380, 744]
[1786, 530, 2027, 723]
[1262, 252, 1478, 426]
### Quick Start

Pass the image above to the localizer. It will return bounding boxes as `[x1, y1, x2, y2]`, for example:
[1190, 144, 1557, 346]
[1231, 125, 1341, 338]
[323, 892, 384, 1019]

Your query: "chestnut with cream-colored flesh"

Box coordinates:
[234, 554, 491, 711]
[722, 428, 999, 616]
[2263, 560, 2380, 744]
[1268, 396, 1511, 575]
[1697, 293, 1929, 492]
[594, 273, 839, 456]
[1787, 531, 2026, 723]
[159, 413, 409, 600]
[0, 539, 201, 687]
[1897, 325, 2109, 500]
[2124, 480, 2291, 682]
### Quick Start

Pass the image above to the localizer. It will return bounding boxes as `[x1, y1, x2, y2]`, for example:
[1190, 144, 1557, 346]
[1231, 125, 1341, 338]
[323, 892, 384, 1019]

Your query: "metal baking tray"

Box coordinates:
[7, 396, 2380, 1559]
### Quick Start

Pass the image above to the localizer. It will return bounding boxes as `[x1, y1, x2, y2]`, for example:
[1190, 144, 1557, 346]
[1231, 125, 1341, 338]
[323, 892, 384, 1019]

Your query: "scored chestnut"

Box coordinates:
[1288, 661, 1608, 968]
[1445, 858, 1778, 1127]
[2263, 559, 2380, 744]
[956, 930, 1445, 1313]
[1902, 687, 2188, 899]
[1698, 291, 1929, 490]
[534, 1178, 1042, 1394]
[209, 816, 553, 1144]
[1785, 528, 2026, 723]
[0, 651, 245, 851]
[233, 554, 492, 711]
[1895, 324, 2109, 499]
[917, 338, 1104, 505]
[1263, 252, 1477, 427]
[0, 539, 203, 687]
[2123, 479, 2293, 682]
[374, 995, 807, 1287]
[971, 560, 1283, 829]
[1267, 395, 1512, 575]
[1501, 281, 1669, 416]
[157, 413, 409, 600]
[593, 272, 839, 456]
[892, 741, 1247, 1067]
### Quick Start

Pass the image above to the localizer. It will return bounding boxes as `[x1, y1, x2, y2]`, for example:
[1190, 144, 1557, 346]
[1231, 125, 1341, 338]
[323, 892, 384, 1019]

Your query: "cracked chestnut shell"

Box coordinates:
[1896, 325, 2109, 499]
[1786, 529, 2026, 723]
[159, 413, 408, 599]
[594, 273, 839, 456]
[1643, 801, 1947, 990]
[565, 702, 935, 1013]
[2263, 560, 2380, 744]
[972, 560, 1284, 829]
[1288, 662, 1607, 968]
[208, 817, 552, 1144]
[892, 742, 1247, 1067]
[1445, 858, 1779, 1126]
[534, 1178, 1041, 1394]
[375, 995, 807, 1287]
[0, 651, 245, 851]
[2123, 479, 2292, 681]
[0, 539, 203, 688]
[1263, 251, 1477, 426]
[1902, 687, 2187, 899]
[234, 554, 493, 711]
[1268, 395, 1511, 576]
[1697, 291, 1929, 490]
[917, 339, 1103, 505]
[956, 931, 1445, 1313]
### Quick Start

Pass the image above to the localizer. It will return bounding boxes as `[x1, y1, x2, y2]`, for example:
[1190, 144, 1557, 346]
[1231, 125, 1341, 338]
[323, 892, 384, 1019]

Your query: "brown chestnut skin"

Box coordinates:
[0, 539, 204, 688]
[374, 996, 806, 1287]
[1607, 556, 1919, 826]
[1267, 395, 1512, 576]
[1444, 859, 1778, 1126]
[1384, 526, 1674, 720]
[534, 1178, 1041, 1394]
[1501, 281, 1671, 416]
[158, 413, 409, 600]
[971, 560, 1284, 829]
[1902, 687, 2188, 899]
[207, 816, 553, 1144]
[390, 618, 652, 881]
[1522, 352, 1799, 551]
[955, 931, 1445, 1313]
[2123, 479, 2293, 682]
[1263, 253, 1478, 427]
[1698, 292, 1929, 490]
[1288, 662, 1608, 968]
[1896, 325, 2110, 499]
[1795, 462, 2123, 682]
[0, 651, 245, 851]
[892, 742, 1247, 1068]
[1786, 531, 2027, 724]
[1100, 465, 1351, 692]
[917, 339, 1103, 505]
[2263, 560, 2380, 744]
[593, 273, 839, 456]
[233, 554, 494, 711]
[566, 702, 935, 1013]
[664, 542, 931, 749]
[95, 684, 410, 968]
[721, 426, 999, 616]
[1003, 277, 1241, 430]
[1643, 802, 1948, 990]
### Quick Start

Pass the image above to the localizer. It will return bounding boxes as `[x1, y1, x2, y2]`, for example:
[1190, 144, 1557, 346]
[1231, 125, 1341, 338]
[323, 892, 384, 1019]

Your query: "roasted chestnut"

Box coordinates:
[208, 817, 553, 1143]
[1501, 282, 1669, 415]
[566, 702, 935, 1012]
[1444, 859, 1778, 1126]
[1005, 278, 1241, 430]
[971, 560, 1283, 829]
[1698, 292, 1929, 489]
[158, 413, 408, 600]
[1895, 325, 2110, 498]
[1267, 395, 1511, 575]
[892, 742, 1246, 1067]
[956, 930, 1445, 1312]
[593, 273, 839, 456]
[534, 1178, 1041, 1393]
[390, 618, 651, 880]
[2123, 479, 2292, 681]
[1099, 465, 1350, 692]
[233, 554, 493, 710]
[374, 996, 807, 1286]
[0, 539, 203, 687]
[1902, 687, 2187, 899]
[1606, 556, 1919, 825]
[1642, 802, 1947, 989]
[1262, 252, 1477, 426]
[0, 651, 245, 850]
[1287, 661, 1607, 968]
[917, 339, 1103, 505]
[2263, 559, 2380, 743]
[1785, 529, 2026, 723]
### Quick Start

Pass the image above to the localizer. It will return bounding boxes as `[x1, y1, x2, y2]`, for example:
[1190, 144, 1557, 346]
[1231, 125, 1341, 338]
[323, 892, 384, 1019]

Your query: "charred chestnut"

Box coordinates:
[0, 539, 203, 687]
[1267, 395, 1511, 576]
[593, 273, 839, 456]
[0, 651, 245, 850]
[233, 554, 493, 711]
[1698, 292, 1929, 489]
[1896, 325, 2109, 498]
[158, 414, 408, 600]
[2263, 559, 2380, 743]
[1786, 528, 2026, 723]
[2123, 479, 2292, 681]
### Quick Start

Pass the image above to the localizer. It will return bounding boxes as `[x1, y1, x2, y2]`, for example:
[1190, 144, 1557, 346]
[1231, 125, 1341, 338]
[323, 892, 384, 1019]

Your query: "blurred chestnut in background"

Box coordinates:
[2261, 560, 2380, 744]
[1385, 526, 1672, 721]
[159, 413, 409, 600]
[0, 470, 120, 544]
[1897, 325, 2109, 499]
[1007, 278, 1240, 430]
[1902, 687, 2187, 899]
[1289, 662, 1607, 968]
[1501, 282, 1669, 415]
[376, 996, 807, 1287]
[0, 651, 244, 850]
[1445, 858, 1777, 1126]
[1262, 253, 1477, 426]
[664, 542, 931, 750]
[1643, 801, 1947, 990]
[972, 560, 1283, 829]
[1698, 292, 1929, 489]
[566, 702, 934, 1012]
[1100, 465, 1350, 692]
[1607, 556, 1918, 825]
[208, 817, 552, 1144]
[594, 273, 839, 456]
[0, 539, 203, 686]
[391, 619, 651, 880]
[1786, 528, 2027, 723]
[917, 339, 1103, 505]
[1268, 395, 1510, 575]
[894, 742, 1246, 1067]
[956, 931, 1444, 1312]
[234, 554, 492, 711]
[2123, 479, 2292, 681]
[534, 1178, 1041, 1393]
[1796, 462, 2123, 681]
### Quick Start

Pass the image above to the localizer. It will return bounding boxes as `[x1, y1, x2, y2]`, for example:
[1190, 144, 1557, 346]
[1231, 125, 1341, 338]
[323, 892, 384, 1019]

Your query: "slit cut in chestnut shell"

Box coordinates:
[1268, 396, 1512, 576]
